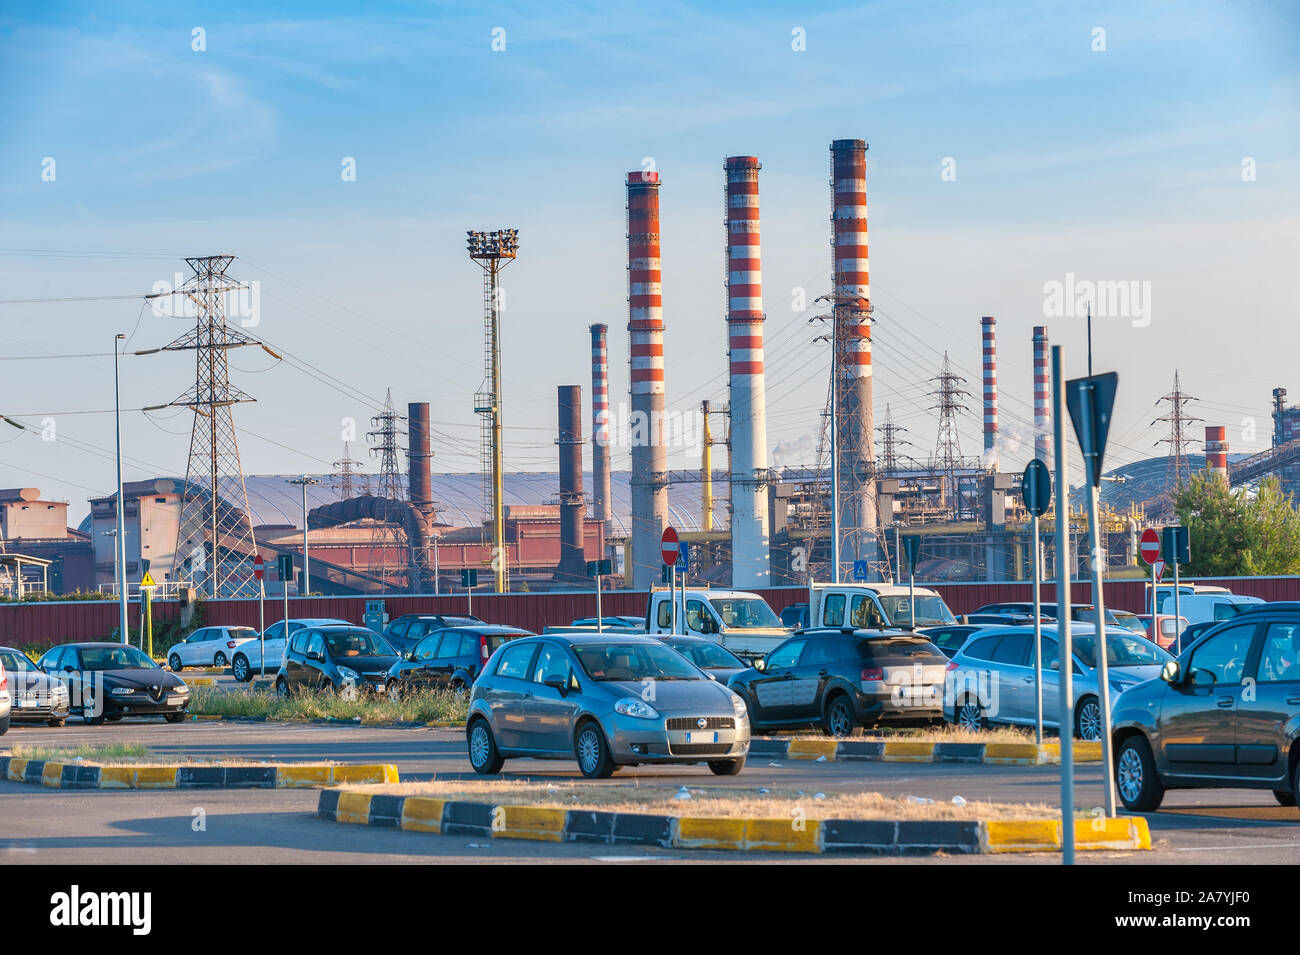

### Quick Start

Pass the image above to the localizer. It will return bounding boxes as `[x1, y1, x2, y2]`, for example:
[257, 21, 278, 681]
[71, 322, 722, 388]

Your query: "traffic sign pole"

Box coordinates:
[1172, 554, 1181, 655]
[1023, 459, 1052, 746]
[595, 570, 603, 634]
[1051, 346, 1075, 864]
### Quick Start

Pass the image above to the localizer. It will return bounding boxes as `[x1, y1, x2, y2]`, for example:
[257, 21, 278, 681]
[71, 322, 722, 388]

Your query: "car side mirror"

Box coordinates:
[543, 674, 568, 695]
[753, 657, 767, 672]
[1160, 660, 1181, 685]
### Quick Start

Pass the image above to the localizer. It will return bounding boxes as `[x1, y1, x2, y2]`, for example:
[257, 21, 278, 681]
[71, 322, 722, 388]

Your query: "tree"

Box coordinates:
[1173, 474, 1300, 576]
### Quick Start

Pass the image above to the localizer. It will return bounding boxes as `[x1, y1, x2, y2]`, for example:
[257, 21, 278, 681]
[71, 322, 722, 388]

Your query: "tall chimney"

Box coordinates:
[406, 401, 433, 508]
[589, 324, 613, 533]
[725, 156, 770, 587]
[627, 170, 668, 589]
[1205, 425, 1228, 482]
[556, 385, 586, 582]
[1033, 326, 1051, 463]
[830, 139, 878, 580]
[981, 316, 998, 468]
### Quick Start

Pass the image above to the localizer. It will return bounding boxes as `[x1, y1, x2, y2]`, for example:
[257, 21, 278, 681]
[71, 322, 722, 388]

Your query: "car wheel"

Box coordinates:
[467, 718, 504, 775]
[708, 757, 745, 776]
[169, 654, 183, 672]
[1115, 735, 1165, 812]
[1292, 759, 1300, 816]
[83, 712, 105, 726]
[276, 678, 291, 700]
[214, 652, 228, 667]
[165, 712, 186, 724]
[232, 655, 251, 683]
[574, 720, 617, 779]
[955, 696, 987, 732]
[1075, 697, 1102, 741]
[1272, 789, 1297, 807]
[822, 694, 861, 738]
[47, 718, 65, 728]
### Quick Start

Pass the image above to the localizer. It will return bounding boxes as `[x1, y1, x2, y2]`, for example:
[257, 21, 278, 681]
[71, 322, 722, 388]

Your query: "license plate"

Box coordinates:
[19, 699, 37, 708]
[685, 731, 719, 744]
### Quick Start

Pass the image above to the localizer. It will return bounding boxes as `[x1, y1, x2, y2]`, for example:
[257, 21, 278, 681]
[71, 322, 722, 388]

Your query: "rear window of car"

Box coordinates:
[962, 636, 1000, 662]
[229, 628, 257, 638]
[485, 632, 521, 652]
[928, 629, 971, 654]
[856, 637, 944, 666]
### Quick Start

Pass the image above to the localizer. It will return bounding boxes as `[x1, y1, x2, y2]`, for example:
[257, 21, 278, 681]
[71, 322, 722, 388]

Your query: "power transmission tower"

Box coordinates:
[366, 390, 408, 592]
[1154, 370, 1202, 491]
[876, 403, 912, 478]
[929, 352, 972, 512]
[332, 442, 365, 500]
[159, 255, 260, 598]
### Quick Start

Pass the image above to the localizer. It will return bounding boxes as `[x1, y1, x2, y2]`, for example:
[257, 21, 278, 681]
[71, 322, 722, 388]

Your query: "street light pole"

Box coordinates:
[113, 333, 128, 644]
[288, 476, 321, 596]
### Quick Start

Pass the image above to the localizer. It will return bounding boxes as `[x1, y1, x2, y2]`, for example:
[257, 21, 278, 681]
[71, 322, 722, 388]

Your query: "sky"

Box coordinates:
[1, 0, 1298, 524]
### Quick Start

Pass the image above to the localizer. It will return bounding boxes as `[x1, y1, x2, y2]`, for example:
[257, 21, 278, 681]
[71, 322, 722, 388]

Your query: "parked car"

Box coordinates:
[780, 603, 809, 629]
[1112, 607, 1300, 812]
[570, 616, 645, 632]
[467, 634, 750, 778]
[1134, 613, 1189, 650]
[918, 624, 994, 658]
[231, 617, 350, 682]
[383, 613, 484, 654]
[385, 625, 531, 697]
[1159, 593, 1265, 625]
[946, 624, 1172, 740]
[1109, 610, 1148, 635]
[167, 626, 258, 670]
[0, 647, 70, 726]
[971, 602, 1127, 627]
[661, 636, 749, 684]
[0, 657, 10, 735]
[276, 625, 399, 698]
[728, 629, 949, 736]
[36, 642, 190, 725]
[962, 612, 1039, 626]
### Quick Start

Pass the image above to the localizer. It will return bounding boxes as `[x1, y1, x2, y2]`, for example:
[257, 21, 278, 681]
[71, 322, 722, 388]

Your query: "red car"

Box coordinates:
[1133, 613, 1188, 650]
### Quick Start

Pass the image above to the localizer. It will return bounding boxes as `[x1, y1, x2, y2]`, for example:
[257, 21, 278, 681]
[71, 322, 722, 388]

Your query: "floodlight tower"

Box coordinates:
[468, 229, 519, 594]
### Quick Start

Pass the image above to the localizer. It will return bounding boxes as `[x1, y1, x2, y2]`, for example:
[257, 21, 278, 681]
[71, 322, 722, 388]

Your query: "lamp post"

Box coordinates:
[113, 333, 128, 644]
[288, 476, 321, 596]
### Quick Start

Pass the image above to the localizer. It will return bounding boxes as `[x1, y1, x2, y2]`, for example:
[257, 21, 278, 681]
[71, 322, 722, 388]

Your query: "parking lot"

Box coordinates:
[2, 718, 1296, 864]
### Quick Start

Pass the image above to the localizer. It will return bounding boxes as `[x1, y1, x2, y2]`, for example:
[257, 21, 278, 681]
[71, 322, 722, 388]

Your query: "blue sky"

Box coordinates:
[1, 0, 1297, 521]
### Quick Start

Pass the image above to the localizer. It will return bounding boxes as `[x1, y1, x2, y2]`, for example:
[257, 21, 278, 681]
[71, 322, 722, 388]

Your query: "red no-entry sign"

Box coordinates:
[1139, 528, 1161, 565]
[661, 526, 680, 566]
[253, 555, 265, 580]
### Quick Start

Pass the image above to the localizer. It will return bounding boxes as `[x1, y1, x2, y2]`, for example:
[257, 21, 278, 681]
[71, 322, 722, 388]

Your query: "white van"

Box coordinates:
[808, 582, 958, 631]
[1159, 592, 1264, 625]
[644, 589, 789, 659]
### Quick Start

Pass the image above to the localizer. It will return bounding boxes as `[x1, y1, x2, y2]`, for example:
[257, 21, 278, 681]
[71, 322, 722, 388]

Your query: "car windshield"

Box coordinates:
[670, 641, 745, 669]
[0, 650, 33, 671]
[77, 646, 158, 671]
[1073, 633, 1171, 669]
[573, 642, 705, 681]
[878, 595, 958, 627]
[707, 597, 781, 629]
[324, 630, 389, 657]
[1108, 612, 1147, 634]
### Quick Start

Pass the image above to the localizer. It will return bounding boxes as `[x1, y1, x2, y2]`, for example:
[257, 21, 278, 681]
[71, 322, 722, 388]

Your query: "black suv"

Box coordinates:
[728, 628, 949, 736]
[1111, 606, 1300, 813]
[276, 626, 399, 697]
[383, 613, 484, 654]
[385, 625, 531, 697]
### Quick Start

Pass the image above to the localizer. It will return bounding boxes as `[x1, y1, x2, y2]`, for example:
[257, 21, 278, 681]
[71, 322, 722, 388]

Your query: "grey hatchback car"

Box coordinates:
[466, 634, 751, 778]
[946, 623, 1172, 740]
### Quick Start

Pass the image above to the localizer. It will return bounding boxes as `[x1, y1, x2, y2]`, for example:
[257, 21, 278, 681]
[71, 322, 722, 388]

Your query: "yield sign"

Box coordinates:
[1152, 558, 1166, 583]
[1139, 528, 1161, 565]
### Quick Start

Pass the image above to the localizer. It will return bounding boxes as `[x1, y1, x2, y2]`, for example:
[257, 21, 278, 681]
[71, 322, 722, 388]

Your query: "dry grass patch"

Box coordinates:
[766, 725, 1038, 744]
[5, 742, 339, 768]
[343, 779, 1053, 821]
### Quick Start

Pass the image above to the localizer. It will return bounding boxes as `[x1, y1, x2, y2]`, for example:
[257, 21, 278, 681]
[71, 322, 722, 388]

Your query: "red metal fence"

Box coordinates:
[3, 576, 1298, 651]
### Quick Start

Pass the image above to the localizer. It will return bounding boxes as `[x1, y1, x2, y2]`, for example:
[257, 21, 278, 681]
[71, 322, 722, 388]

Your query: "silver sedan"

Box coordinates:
[466, 634, 750, 778]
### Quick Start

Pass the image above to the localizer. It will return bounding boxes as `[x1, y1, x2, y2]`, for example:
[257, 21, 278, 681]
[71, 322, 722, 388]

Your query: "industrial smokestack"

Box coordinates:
[556, 385, 586, 582]
[1205, 425, 1228, 482]
[830, 139, 878, 580]
[1033, 326, 1051, 463]
[725, 156, 770, 587]
[589, 324, 613, 533]
[407, 402, 433, 508]
[627, 170, 668, 589]
[981, 316, 998, 469]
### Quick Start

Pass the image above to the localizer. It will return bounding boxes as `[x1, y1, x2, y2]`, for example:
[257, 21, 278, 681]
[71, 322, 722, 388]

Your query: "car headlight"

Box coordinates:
[337, 667, 360, 682]
[110, 687, 135, 696]
[729, 692, 748, 716]
[614, 698, 659, 719]
[172, 684, 190, 695]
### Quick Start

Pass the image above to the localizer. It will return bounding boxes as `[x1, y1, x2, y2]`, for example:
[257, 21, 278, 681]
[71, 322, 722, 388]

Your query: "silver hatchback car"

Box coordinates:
[946, 623, 1172, 740]
[466, 634, 750, 778]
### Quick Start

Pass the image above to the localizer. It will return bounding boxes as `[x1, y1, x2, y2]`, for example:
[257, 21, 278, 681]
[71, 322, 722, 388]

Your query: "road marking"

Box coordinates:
[591, 855, 679, 862]
[1174, 842, 1300, 851]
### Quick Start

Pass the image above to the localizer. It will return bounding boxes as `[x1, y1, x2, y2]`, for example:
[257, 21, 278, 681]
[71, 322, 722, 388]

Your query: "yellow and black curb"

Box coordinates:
[751, 738, 1103, 765]
[317, 789, 1149, 855]
[0, 756, 397, 790]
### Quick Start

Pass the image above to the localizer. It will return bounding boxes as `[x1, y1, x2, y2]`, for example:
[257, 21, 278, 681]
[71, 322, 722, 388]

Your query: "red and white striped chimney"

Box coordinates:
[829, 138, 878, 580]
[981, 316, 998, 468]
[1205, 425, 1228, 482]
[725, 156, 770, 587]
[627, 170, 668, 589]
[589, 323, 612, 532]
[1033, 326, 1051, 463]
